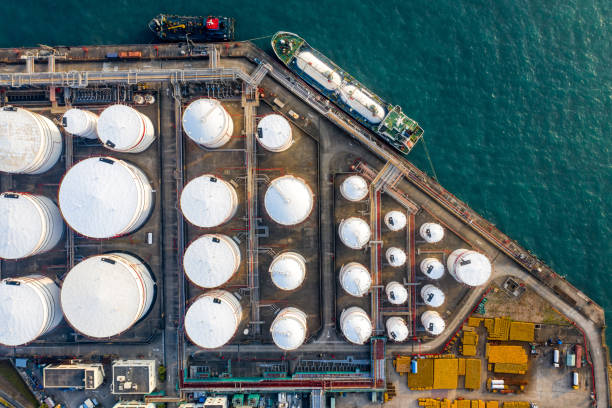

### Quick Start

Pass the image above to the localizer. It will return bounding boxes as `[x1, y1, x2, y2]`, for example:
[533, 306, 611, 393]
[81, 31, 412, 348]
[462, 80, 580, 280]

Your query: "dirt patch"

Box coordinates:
[0, 360, 37, 408]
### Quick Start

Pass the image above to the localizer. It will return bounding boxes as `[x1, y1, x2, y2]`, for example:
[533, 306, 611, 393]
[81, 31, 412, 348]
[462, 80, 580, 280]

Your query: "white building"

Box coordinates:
[0, 192, 64, 260]
[0, 106, 62, 174]
[61, 253, 155, 338]
[256, 114, 293, 152]
[180, 175, 238, 228]
[447, 248, 492, 287]
[183, 234, 241, 288]
[185, 290, 242, 349]
[97, 105, 155, 153]
[43, 363, 104, 390]
[264, 175, 314, 226]
[58, 157, 154, 239]
[340, 307, 372, 345]
[338, 217, 371, 249]
[111, 360, 156, 395]
[182, 99, 233, 149]
[339, 175, 368, 202]
[419, 222, 444, 243]
[419, 258, 445, 280]
[339, 262, 371, 297]
[269, 252, 306, 291]
[270, 307, 308, 351]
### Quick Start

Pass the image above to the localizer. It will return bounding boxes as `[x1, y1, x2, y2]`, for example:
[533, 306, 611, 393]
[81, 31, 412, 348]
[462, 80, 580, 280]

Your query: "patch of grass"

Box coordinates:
[0, 360, 38, 407]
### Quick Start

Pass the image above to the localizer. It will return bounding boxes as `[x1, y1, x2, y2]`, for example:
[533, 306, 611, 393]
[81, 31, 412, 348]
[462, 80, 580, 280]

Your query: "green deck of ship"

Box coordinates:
[271, 33, 304, 65]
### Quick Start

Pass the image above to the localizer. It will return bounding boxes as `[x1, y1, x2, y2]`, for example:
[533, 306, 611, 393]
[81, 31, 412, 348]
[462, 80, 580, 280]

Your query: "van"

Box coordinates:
[553, 348, 560, 368]
[572, 371, 579, 389]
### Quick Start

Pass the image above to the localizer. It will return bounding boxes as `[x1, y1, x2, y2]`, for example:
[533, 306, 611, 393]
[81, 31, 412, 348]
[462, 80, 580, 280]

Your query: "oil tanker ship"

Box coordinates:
[271, 32, 423, 156]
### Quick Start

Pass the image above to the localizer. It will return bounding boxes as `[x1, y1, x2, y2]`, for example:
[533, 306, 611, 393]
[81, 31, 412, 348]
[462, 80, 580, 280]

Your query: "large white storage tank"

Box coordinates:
[295, 51, 342, 91]
[0, 106, 62, 174]
[61, 108, 99, 139]
[269, 252, 306, 291]
[340, 175, 368, 202]
[386, 247, 406, 267]
[421, 284, 446, 308]
[270, 307, 307, 351]
[182, 99, 233, 149]
[264, 175, 314, 226]
[419, 222, 444, 243]
[97, 105, 155, 153]
[185, 290, 242, 349]
[256, 114, 293, 152]
[339, 262, 371, 297]
[338, 217, 371, 249]
[421, 310, 445, 336]
[183, 234, 241, 288]
[180, 175, 238, 228]
[420, 258, 445, 280]
[340, 307, 372, 345]
[447, 249, 492, 287]
[385, 281, 408, 305]
[386, 317, 409, 342]
[0, 275, 62, 346]
[61, 253, 155, 338]
[0, 192, 64, 260]
[59, 157, 154, 239]
[384, 211, 406, 231]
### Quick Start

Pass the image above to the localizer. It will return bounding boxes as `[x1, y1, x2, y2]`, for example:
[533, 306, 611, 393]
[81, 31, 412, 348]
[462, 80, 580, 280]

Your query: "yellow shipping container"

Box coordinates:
[465, 359, 482, 389]
[433, 358, 459, 389]
[487, 345, 528, 364]
[509, 321, 535, 342]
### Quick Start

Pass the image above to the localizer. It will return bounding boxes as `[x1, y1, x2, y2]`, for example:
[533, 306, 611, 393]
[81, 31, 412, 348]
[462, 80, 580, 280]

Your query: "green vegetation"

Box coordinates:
[157, 365, 167, 382]
[0, 360, 38, 407]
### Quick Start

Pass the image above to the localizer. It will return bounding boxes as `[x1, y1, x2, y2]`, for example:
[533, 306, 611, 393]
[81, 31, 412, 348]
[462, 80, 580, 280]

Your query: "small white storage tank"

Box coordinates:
[419, 222, 444, 243]
[339, 175, 368, 202]
[0, 106, 62, 174]
[0, 192, 64, 260]
[338, 217, 371, 249]
[61, 253, 154, 338]
[269, 252, 306, 291]
[270, 307, 307, 351]
[447, 248, 492, 287]
[59, 157, 154, 239]
[420, 258, 445, 280]
[339, 262, 371, 297]
[256, 114, 293, 152]
[97, 105, 155, 153]
[386, 317, 409, 342]
[295, 51, 342, 91]
[385, 281, 408, 305]
[182, 99, 234, 149]
[61, 108, 99, 139]
[180, 175, 238, 228]
[185, 290, 242, 349]
[264, 175, 314, 226]
[0, 275, 62, 346]
[339, 85, 385, 124]
[384, 211, 406, 231]
[386, 247, 406, 267]
[183, 234, 241, 288]
[421, 310, 445, 336]
[421, 284, 446, 308]
[340, 307, 372, 345]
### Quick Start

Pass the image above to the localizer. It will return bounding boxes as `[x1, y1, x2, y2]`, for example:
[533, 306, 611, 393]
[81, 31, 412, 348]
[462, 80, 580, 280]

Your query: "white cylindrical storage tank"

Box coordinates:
[185, 290, 242, 349]
[256, 114, 293, 152]
[59, 157, 154, 239]
[421, 310, 445, 336]
[0, 192, 64, 260]
[264, 175, 314, 226]
[0, 275, 62, 346]
[386, 317, 409, 342]
[419, 222, 444, 243]
[386, 247, 406, 267]
[180, 175, 238, 228]
[269, 252, 306, 291]
[385, 281, 408, 305]
[447, 249, 492, 287]
[62, 108, 98, 139]
[182, 99, 234, 149]
[61, 253, 154, 338]
[97, 105, 155, 153]
[420, 258, 445, 280]
[339, 175, 368, 202]
[338, 217, 371, 249]
[340, 307, 372, 345]
[339, 262, 371, 297]
[421, 284, 446, 308]
[0, 106, 62, 175]
[270, 307, 307, 351]
[183, 234, 241, 288]
[384, 211, 406, 231]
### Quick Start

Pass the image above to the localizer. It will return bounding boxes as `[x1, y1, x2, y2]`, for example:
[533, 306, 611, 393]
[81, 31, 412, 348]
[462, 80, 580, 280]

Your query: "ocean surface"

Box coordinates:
[0, 0, 610, 343]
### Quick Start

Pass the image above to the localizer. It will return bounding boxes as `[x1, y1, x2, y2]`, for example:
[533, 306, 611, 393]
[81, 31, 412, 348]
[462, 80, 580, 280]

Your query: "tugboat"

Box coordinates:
[148, 14, 235, 42]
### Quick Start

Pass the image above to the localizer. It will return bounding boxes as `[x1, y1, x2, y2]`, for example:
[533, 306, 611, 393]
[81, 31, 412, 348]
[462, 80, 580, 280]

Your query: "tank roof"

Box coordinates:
[264, 175, 314, 225]
[0, 193, 52, 259]
[340, 307, 372, 345]
[384, 210, 407, 231]
[448, 249, 492, 287]
[183, 235, 240, 288]
[270, 308, 307, 351]
[340, 262, 371, 297]
[420, 222, 444, 243]
[269, 252, 306, 291]
[339, 217, 371, 249]
[420, 258, 445, 280]
[256, 114, 292, 152]
[185, 291, 241, 349]
[386, 317, 409, 342]
[182, 99, 231, 146]
[385, 281, 408, 305]
[340, 175, 369, 202]
[97, 104, 149, 151]
[180, 175, 237, 228]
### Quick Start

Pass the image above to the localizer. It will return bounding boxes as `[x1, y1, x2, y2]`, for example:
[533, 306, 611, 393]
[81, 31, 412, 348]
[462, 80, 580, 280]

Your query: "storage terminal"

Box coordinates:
[0, 38, 608, 408]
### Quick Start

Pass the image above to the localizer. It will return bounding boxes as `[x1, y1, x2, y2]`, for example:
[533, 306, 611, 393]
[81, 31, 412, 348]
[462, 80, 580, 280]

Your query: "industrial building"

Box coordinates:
[43, 363, 105, 390]
[111, 360, 157, 395]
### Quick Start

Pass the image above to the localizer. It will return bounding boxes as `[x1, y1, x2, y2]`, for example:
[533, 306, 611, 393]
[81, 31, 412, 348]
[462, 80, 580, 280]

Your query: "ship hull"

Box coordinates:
[149, 14, 235, 42]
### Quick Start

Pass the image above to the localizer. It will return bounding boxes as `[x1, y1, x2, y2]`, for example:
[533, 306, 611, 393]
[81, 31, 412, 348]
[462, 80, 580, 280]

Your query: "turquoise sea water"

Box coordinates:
[1, 1, 610, 343]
